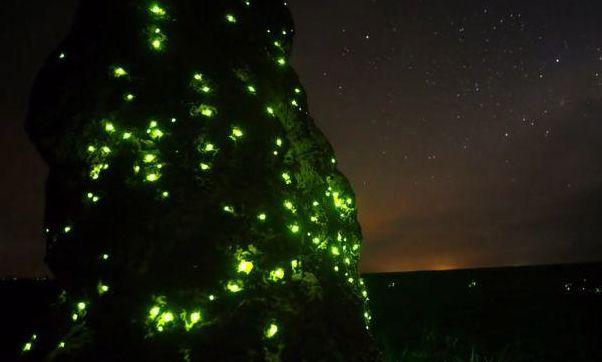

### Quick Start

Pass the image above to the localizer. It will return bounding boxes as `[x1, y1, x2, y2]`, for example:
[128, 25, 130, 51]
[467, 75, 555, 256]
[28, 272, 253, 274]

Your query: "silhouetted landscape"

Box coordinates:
[5, 262, 601, 361]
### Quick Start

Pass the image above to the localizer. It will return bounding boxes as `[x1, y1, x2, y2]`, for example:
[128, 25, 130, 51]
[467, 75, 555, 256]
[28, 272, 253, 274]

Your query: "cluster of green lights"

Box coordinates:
[38, 0, 373, 354]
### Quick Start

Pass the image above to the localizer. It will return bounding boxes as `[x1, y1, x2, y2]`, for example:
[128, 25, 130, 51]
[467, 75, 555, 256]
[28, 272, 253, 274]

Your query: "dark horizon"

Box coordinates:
[2, 0, 602, 276]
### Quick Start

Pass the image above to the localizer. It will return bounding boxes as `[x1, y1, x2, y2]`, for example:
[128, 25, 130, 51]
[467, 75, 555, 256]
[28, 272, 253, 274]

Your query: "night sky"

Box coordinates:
[2, 0, 602, 276]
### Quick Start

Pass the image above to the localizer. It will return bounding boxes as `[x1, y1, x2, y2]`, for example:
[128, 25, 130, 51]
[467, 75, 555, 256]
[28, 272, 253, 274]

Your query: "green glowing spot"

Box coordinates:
[200, 163, 211, 171]
[269, 268, 285, 281]
[122, 132, 132, 140]
[197, 104, 216, 118]
[146, 173, 160, 182]
[230, 127, 244, 140]
[277, 57, 286, 66]
[190, 311, 201, 323]
[247, 85, 256, 94]
[208, 295, 215, 301]
[58, 341, 65, 349]
[257, 213, 267, 221]
[265, 323, 279, 338]
[149, 120, 158, 128]
[203, 143, 216, 152]
[237, 260, 254, 274]
[291, 260, 299, 268]
[331, 246, 340, 256]
[266, 106, 275, 115]
[289, 224, 300, 233]
[149, 306, 161, 319]
[77, 302, 86, 311]
[124, 93, 135, 101]
[87, 145, 96, 153]
[291, 99, 298, 107]
[64, 226, 72, 233]
[144, 154, 157, 163]
[23, 342, 32, 352]
[133, 165, 141, 173]
[274, 41, 281, 47]
[105, 122, 115, 133]
[334, 265, 339, 272]
[312, 200, 319, 206]
[101, 146, 111, 154]
[312, 237, 320, 244]
[276, 138, 283, 147]
[151, 38, 164, 51]
[59, 53, 66, 59]
[294, 87, 301, 94]
[284, 200, 295, 211]
[348, 277, 354, 284]
[98, 282, 109, 295]
[201, 86, 211, 93]
[223, 205, 234, 213]
[331, 157, 337, 164]
[148, 128, 164, 139]
[113, 67, 127, 78]
[281, 172, 292, 185]
[72, 313, 78, 321]
[226, 14, 237, 23]
[362, 290, 368, 298]
[149, 4, 166, 17]
[161, 191, 169, 198]
[102, 253, 109, 260]
[226, 280, 243, 293]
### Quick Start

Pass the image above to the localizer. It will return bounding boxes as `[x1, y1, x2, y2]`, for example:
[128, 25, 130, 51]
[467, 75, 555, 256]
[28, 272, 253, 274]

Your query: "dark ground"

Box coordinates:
[3, 262, 601, 361]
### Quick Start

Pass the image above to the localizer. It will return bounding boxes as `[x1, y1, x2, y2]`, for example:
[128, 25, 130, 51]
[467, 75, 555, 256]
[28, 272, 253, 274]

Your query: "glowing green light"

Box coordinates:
[149, 4, 166, 16]
[277, 57, 286, 66]
[331, 157, 337, 164]
[102, 253, 109, 260]
[161, 191, 169, 198]
[312, 237, 320, 244]
[146, 173, 160, 182]
[72, 313, 78, 321]
[226, 14, 237, 23]
[230, 127, 244, 139]
[266, 106, 274, 115]
[144, 154, 157, 163]
[331, 246, 340, 256]
[291, 99, 298, 107]
[204, 143, 216, 152]
[284, 200, 294, 210]
[149, 120, 158, 128]
[151, 38, 163, 50]
[257, 213, 267, 221]
[265, 323, 279, 338]
[59, 53, 66, 59]
[113, 67, 128, 78]
[200, 163, 211, 171]
[208, 295, 215, 301]
[237, 260, 254, 274]
[289, 224, 300, 233]
[294, 88, 301, 94]
[281, 172, 292, 185]
[362, 290, 368, 298]
[223, 205, 234, 213]
[149, 306, 161, 319]
[64, 226, 72, 233]
[77, 302, 86, 311]
[291, 259, 299, 268]
[201, 86, 211, 93]
[98, 283, 109, 295]
[190, 311, 201, 323]
[276, 138, 283, 147]
[269, 268, 285, 281]
[198, 105, 216, 118]
[149, 128, 164, 139]
[124, 93, 135, 101]
[102, 146, 111, 154]
[23, 342, 32, 352]
[227, 280, 243, 293]
[58, 341, 65, 348]
[247, 85, 256, 94]
[87, 145, 96, 153]
[105, 122, 115, 133]
[193, 73, 203, 81]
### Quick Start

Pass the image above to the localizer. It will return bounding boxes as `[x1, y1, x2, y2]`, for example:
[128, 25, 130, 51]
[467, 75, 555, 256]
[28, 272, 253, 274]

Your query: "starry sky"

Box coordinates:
[1, 0, 602, 276]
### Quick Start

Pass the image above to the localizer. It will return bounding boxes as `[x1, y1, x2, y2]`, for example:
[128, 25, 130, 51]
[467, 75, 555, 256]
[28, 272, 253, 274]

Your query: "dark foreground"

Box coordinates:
[3, 262, 601, 361]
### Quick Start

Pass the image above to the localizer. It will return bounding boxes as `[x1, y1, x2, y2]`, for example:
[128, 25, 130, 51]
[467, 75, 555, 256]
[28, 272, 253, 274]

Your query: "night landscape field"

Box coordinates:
[4, 262, 601, 361]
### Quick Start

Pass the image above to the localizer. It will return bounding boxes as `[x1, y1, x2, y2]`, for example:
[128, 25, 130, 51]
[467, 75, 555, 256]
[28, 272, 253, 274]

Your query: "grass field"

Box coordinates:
[3, 263, 601, 361]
